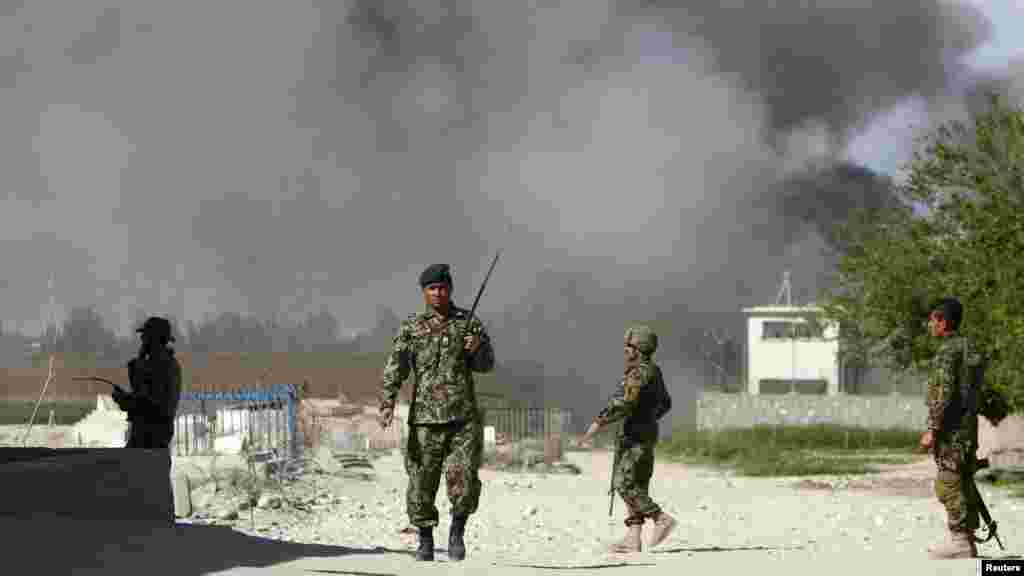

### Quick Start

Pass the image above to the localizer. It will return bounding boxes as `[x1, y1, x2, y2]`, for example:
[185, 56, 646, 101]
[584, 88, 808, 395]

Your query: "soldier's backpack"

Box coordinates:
[955, 337, 1010, 427]
[651, 365, 672, 421]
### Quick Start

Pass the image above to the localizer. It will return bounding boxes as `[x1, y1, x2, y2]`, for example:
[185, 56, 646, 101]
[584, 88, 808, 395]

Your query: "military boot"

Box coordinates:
[416, 526, 435, 561]
[647, 511, 677, 548]
[608, 524, 643, 554]
[927, 530, 976, 559]
[449, 515, 468, 561]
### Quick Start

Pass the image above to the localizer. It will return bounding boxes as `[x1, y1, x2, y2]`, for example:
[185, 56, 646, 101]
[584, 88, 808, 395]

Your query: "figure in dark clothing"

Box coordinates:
[112, 316, 182, 523]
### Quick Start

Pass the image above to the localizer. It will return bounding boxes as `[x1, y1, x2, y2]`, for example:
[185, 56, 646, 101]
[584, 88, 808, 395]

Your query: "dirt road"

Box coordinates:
[5, 449, 1017, 575]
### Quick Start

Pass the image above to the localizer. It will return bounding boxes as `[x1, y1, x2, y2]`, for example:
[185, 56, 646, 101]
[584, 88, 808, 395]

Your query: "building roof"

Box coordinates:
[741, 304, 824, 316]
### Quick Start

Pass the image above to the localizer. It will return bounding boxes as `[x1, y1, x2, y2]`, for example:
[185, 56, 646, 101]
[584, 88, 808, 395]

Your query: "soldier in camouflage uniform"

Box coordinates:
[920, 298, 980, 559]
[577, 325, 676, 553]
[377, 264, 495, 562]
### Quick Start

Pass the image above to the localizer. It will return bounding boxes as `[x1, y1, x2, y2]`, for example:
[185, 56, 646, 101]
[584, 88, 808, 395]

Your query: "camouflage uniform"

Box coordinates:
[926, 334, 980, 535]
[594, 357, 671, 527]
[379, 304, 495, 528]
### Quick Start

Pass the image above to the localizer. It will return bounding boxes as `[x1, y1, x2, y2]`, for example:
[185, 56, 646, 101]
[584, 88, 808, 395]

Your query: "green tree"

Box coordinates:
[823, 94, 1024, 416]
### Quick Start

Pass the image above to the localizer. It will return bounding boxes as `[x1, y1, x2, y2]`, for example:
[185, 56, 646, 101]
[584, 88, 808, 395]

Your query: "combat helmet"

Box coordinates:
[625, 324, 658, 356]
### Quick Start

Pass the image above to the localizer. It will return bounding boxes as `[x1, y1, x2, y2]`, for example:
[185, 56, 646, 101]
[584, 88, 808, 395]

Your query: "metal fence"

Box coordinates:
[482, 407, 574, 443]
[173, 383, 299, 458]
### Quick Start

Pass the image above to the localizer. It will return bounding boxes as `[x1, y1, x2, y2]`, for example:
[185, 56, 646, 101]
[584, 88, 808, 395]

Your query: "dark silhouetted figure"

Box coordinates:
[112, 316, 182, 523]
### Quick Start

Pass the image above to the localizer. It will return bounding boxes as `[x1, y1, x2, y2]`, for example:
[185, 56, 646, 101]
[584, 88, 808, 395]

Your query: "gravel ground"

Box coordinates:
[3, 444, 1018, 574]
[178, 448, 1022, 567]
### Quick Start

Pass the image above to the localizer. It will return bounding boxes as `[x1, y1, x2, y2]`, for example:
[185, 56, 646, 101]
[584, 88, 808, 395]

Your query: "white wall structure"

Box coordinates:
[743, 305, 840, 395]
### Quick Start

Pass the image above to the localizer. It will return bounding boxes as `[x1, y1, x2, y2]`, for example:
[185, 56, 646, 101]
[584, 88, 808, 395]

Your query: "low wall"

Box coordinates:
[697, 391, 927, 431]
[0, 448, 173, 521]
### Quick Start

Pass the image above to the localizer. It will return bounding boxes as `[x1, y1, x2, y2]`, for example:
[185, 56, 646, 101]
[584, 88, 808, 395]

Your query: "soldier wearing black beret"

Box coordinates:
[377, 263, 495, 561]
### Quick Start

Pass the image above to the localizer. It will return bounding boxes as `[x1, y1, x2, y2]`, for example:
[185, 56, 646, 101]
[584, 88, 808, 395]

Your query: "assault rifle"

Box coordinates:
[971, 457, 1005, 550]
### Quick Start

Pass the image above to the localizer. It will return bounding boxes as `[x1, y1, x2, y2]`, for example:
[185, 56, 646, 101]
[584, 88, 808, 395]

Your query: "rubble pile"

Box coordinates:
[69, 396, 128, 447]
[178, 445, 387, 541]
[484, 443, 582, 475]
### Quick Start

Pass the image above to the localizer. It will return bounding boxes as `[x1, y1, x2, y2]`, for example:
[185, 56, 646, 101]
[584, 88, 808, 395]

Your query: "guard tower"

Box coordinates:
[742, 271, 840, 395]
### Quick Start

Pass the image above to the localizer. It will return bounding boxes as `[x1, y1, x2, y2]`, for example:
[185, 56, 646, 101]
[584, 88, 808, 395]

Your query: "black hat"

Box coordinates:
[419, 264, 453, 288]
[136, 316, 175, 342]
[930, 297, 963, 331]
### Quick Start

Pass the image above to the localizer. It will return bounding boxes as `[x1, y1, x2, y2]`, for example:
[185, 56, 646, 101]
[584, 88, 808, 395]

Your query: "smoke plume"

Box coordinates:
[0, 1, 995, 429]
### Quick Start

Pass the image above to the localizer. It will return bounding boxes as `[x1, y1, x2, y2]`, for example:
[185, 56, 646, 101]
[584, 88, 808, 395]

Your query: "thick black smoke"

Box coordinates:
[0, 1, 996, 433]
[625, 1, 989, 147]
[778, 162, 903, 253]
[284, 0, 990, 430]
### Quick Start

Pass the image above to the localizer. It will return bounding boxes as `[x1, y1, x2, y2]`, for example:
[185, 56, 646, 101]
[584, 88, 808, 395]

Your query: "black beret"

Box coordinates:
[419, 264, 453, 288]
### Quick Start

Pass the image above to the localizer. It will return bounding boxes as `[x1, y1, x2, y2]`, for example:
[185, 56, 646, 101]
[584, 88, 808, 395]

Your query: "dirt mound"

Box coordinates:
[792, 457, 936, 498]
[794, 479, 835, 491]
[847, 476, 934, 498]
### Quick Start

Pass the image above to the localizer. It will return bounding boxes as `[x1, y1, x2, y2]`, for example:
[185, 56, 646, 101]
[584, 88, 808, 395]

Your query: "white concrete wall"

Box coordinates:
[746, 314, 840, 395]
[698, 391, 925, 430]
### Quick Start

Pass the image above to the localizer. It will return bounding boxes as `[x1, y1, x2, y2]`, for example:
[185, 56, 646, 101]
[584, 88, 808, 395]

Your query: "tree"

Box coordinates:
[60, 306, 119, 363]
[823, 94, 1024, 414]
[354, 305, 401, 354]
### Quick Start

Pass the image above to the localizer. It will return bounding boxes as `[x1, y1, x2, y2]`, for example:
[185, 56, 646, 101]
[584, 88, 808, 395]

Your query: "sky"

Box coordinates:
[845, 0, 1024, 177]
[0, 0, 1018, 346]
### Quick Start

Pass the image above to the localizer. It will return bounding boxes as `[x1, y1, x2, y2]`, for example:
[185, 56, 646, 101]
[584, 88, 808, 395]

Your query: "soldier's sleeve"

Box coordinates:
[594, 366, 646, 427]
[926, 344, 956, 433]
[379, 321, 413, 412]
[467, 316, 495, 373]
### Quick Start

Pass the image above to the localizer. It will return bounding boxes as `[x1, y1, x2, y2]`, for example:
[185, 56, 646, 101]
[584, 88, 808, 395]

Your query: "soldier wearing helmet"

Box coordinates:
[576, 324, 677, 553]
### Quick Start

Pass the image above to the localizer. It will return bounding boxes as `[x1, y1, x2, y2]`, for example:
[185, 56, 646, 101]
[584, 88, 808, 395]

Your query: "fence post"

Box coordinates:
[287, 384, 298, 459]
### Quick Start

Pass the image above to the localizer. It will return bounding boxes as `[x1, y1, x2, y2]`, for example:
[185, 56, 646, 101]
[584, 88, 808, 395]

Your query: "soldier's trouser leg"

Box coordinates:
[444, 418, 483, 519]
[933, 441, 979, 533]
[405, 424, 447, 528]
[613, 441, 661, 527]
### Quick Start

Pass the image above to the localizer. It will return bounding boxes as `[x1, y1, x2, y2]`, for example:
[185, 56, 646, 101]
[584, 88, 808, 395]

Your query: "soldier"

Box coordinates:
[576, 325, 677, 553]
[111, 316, 182, 523]
[920, 297, 981, 559]
[377, 264, 495, 562]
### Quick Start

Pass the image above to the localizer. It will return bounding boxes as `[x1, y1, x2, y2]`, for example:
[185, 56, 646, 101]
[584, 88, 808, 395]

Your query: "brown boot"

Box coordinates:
[608, 525, 643, 554]
[648, 512, 677, 548]
[927, 530, 976, 559]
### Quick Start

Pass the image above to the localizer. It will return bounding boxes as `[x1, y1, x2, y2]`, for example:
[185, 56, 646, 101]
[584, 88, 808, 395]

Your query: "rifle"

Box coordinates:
[72, 375, 157, 420]
[72, 376, 129, 397]
[608, 423, 621, 517]
[957, 327, 1003, 549]
[970, 457, 1005, 550]
[460, 250, 501, 350]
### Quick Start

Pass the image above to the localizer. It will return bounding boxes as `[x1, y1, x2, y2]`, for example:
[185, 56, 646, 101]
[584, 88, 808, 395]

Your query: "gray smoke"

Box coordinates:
[625, 1, 988, 147]
[0, 1, 994, 430]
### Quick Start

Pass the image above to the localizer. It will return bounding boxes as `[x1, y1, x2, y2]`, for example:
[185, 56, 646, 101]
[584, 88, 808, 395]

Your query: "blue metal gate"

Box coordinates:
[173, 383, 299, 459]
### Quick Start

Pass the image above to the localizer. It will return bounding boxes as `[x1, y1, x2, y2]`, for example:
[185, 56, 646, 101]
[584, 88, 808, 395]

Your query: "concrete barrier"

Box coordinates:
[0, 448, 173, 522]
